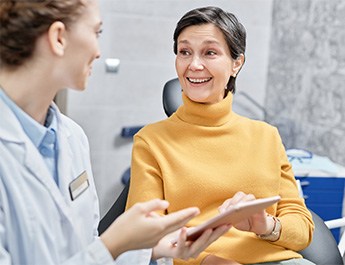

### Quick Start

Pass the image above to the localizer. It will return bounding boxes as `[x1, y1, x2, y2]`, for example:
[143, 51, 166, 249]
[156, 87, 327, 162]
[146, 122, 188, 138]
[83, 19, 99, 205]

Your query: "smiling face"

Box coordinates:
[62, 0, 102, 90]
[175, 23, 243, 104]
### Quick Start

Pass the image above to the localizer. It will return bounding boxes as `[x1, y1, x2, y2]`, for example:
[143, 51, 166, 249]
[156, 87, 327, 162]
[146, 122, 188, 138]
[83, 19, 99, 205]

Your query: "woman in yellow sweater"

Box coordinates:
[126, 6, 314, 265]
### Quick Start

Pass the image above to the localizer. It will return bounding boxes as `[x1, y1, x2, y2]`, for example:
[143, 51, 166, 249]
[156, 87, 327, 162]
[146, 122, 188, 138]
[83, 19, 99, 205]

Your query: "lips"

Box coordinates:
[187, 77, 212, 84]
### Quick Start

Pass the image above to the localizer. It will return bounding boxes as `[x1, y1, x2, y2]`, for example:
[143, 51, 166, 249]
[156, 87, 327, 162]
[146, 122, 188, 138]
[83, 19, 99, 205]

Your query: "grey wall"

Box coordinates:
[66, 0, 273, 216]
[265, 0, 345, 166]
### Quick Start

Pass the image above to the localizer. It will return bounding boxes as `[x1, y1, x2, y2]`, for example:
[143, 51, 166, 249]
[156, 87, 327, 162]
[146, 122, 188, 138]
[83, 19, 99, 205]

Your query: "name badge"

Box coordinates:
[69, 171, 89, 201]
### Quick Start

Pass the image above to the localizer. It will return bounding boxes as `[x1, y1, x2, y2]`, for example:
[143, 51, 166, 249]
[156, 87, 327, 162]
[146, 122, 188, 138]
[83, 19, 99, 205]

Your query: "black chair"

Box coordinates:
[98, 180, 130, 235]
[162, 78, 182, 117]
[299, 209, 343, 264]
[98, 78, 344, 264]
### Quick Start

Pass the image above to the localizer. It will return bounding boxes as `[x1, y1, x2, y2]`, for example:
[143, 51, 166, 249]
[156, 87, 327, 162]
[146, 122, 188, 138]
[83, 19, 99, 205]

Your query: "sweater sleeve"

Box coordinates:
[273, 137, 314, 251]
[126, 135, 164, 211]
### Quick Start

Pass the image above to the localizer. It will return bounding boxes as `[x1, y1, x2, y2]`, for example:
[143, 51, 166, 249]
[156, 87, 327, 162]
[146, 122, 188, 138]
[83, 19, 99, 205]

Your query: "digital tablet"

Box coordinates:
[172, 195, 281, 244]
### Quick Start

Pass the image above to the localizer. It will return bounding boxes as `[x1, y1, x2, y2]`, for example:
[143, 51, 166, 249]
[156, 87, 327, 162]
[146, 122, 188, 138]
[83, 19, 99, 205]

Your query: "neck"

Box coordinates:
[0, 66, 58, 125]
[177, 92, 234, 127]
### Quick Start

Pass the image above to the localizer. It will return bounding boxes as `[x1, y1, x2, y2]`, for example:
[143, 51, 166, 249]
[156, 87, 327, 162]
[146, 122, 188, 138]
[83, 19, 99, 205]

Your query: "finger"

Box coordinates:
[136, 199, 170, 214]
[176, 227, 188, 247]
[147, 211, 161, 218]
[240, 193, 256, 203]
[188, 225, 231, 258]
[161, 207, 200, 235]
[219, 191, 247, 212]
[231, 191, 247, 204]
[207, 224, 231, 242]
[185, 228, 213, 257]
[219, 192, 257, 213]
[218, 199, 233, 213]
[173, 227, 193, 259]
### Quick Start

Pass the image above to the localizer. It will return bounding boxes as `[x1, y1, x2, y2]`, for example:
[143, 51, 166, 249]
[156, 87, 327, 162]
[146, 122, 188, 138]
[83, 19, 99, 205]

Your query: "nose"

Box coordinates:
[95, 41, 101, 59]
[188, 55, 204, 71]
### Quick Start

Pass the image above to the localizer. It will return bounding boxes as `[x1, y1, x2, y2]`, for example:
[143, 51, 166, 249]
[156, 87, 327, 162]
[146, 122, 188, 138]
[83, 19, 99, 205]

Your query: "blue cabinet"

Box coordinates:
[295, 176, 345, 242]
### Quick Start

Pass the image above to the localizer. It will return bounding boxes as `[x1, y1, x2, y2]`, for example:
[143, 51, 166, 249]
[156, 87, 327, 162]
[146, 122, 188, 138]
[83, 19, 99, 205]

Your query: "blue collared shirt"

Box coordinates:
[0, 89, 59, 185]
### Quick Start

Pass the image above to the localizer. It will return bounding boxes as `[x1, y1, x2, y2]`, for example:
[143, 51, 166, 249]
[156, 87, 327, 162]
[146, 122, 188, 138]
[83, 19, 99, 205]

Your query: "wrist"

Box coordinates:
[100, 231, 128, 260]
[257, 215, 281, 242]
[151, 246, 161, 260]
[152, 243, 170, 260]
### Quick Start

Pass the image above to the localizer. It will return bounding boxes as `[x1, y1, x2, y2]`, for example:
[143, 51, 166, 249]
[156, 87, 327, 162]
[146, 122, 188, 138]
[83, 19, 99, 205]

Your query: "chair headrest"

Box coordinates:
[162, 78, 183, 117]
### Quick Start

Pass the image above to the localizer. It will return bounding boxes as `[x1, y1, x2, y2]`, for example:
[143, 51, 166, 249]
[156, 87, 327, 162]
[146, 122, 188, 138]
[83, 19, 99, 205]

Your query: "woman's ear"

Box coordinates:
[47, 21, 67, 56]
[232, 53, 245, 76]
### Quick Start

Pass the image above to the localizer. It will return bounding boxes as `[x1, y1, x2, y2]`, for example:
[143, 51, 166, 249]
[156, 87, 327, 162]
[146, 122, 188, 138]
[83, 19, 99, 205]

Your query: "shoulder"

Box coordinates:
[56, 110, 90, 149]
[136, 118, 171, 136]
[51, 103, 84, 135]
[59, 113, 86, 136]
[234, 113, 280, 138]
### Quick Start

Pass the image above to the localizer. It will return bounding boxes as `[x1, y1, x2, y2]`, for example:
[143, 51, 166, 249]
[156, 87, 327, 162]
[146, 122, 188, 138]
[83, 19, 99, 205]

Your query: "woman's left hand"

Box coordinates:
[218, 191, 274, 235]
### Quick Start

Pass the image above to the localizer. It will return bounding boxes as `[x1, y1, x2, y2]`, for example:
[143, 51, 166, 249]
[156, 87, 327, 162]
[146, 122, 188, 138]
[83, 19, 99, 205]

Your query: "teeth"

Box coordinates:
[188, 77, 211, 83]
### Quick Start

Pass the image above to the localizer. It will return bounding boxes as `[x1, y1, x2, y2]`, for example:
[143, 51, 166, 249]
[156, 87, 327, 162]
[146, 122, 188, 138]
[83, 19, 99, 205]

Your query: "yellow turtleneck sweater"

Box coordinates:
[126, 93, 314, 264]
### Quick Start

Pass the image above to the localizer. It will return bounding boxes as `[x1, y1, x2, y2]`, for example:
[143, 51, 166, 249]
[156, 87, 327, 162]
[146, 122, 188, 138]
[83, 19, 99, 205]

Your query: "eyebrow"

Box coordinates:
[178, 39, 221, 46]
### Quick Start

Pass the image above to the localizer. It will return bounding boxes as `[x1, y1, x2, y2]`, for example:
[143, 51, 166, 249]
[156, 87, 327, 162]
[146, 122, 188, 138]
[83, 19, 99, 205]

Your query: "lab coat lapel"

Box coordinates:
[0, 98, 77, 230]
[22, 132, 77, 228]
[56, 120, 74, 202]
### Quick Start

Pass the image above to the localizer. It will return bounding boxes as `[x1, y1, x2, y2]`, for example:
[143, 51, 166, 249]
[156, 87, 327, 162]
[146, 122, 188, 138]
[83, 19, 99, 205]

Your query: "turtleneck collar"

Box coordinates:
[175, 92, 233, 127]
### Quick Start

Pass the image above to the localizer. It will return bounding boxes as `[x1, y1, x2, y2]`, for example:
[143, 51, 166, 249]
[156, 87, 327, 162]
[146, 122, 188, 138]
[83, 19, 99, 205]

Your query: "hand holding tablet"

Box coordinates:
[172, 195, 281, 244]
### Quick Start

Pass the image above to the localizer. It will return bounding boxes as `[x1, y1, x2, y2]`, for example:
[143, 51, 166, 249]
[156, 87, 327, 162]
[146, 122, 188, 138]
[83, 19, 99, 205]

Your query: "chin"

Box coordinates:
[69, 83, 87, 92]
[78, 85, 87, 91]
[76, 79, 88, 91]
[188, 95, 208, 104]
[185, 91, 209, 103]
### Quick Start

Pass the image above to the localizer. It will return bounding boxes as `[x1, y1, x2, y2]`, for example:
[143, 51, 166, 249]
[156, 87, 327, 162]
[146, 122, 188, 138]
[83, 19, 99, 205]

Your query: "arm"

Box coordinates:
[273, 141, 314, 250]
[13, 200, 197, 265]
[100, 199, 199, 259]
[218, 132, 314, 251]
[126, 135, 165, 209]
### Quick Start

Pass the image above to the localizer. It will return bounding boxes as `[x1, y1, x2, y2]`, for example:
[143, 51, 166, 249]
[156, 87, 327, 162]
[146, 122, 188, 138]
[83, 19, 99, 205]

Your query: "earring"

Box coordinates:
[233, 73, 237, 78]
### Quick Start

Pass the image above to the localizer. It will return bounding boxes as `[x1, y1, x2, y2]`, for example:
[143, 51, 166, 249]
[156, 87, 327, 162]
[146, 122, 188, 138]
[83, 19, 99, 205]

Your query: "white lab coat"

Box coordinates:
[0, 97, 152, 265]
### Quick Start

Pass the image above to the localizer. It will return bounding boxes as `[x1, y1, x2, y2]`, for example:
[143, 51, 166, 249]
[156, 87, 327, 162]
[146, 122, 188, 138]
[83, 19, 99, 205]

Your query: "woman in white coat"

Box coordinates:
[0, 0, 229, 264]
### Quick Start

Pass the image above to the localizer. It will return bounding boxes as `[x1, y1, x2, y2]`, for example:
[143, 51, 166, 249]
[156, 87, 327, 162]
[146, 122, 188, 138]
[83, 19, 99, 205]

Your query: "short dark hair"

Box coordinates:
[0, 0, 85, 69]
[173, 6, 246, 94]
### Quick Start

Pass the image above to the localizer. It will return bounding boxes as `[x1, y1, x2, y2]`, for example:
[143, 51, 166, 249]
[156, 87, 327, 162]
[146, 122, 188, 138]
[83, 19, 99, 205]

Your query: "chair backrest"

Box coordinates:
[98, 180, 130, 235]
[298, 209, 343, 264]
[162, 78, 182, 117]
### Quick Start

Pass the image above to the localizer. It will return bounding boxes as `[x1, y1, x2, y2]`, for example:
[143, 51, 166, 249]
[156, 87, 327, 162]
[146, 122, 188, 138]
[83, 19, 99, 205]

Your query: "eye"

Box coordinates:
[206, 50, 217, 56]
[96, 29, 103, 38]
[178, 49, 191, 56]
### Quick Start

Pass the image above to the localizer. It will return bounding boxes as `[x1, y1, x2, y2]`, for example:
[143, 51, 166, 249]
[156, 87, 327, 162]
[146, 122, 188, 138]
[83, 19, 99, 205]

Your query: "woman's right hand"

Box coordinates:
[100, 199, 200, 259]
[218, 191, 272, 236]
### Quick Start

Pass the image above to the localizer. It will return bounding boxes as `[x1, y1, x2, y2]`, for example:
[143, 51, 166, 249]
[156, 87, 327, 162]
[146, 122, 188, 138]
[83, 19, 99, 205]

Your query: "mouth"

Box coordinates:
[187, 77, 212, 84]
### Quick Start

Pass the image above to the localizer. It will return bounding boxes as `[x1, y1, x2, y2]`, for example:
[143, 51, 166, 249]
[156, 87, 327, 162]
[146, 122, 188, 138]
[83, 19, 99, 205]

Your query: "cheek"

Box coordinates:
[175, 58, 187, 74]
[215, 61, 232, 82]
[175, 59, 179, 72]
